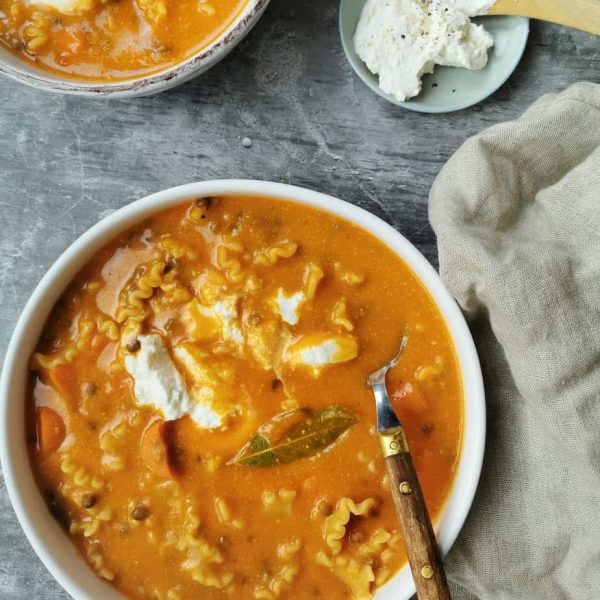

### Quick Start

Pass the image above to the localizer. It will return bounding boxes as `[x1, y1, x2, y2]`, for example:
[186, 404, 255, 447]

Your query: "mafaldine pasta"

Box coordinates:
[27, 195, 463, 600]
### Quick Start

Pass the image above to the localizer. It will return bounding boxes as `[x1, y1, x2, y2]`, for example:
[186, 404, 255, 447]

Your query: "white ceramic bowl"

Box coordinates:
[0, 180, 485, 600]
[0, 0, 269, 97]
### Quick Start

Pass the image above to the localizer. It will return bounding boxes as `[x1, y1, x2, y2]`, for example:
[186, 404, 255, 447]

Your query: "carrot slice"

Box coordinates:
[37, 407, 66, 456]
[140, 420, 178, 479]
[47, 365, 78, 406]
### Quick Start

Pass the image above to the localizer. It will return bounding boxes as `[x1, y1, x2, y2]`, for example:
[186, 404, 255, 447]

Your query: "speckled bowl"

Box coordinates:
[0, 0, 270, 97]
[0, 180, 485, 600]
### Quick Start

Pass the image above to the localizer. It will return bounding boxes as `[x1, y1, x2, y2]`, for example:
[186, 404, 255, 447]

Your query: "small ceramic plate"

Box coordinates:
[340, 0, 529, 113]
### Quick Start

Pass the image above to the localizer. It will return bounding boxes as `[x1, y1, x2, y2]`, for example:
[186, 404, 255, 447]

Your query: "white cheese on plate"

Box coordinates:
[285, 333, 359, 376]
[354, 0, 494, 102]
[124, 334, 222, 429]
[270, 288, 305, 326]
[26, 0, 95, 15]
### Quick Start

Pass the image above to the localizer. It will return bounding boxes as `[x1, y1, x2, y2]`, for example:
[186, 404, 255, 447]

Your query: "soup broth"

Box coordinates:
[0, 0, 246, 80]
[27, 195, 463, 600]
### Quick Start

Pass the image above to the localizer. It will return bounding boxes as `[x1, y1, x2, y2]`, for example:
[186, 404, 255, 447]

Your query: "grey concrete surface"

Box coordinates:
[0, 0, 598, 597]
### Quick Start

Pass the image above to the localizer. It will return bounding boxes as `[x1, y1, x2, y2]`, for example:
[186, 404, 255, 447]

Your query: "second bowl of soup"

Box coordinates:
[0, 0, 269, 95]
[0, 180, 485, 600]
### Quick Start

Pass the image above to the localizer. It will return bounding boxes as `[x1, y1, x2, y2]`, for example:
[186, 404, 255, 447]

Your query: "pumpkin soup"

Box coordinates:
[0, 0, 246, 81]
[27, 195, 463, 600]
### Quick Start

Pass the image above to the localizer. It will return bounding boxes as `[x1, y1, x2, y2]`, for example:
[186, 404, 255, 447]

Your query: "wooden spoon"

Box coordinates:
[489, 0, 600, 35]
[368, 337, 451, 600]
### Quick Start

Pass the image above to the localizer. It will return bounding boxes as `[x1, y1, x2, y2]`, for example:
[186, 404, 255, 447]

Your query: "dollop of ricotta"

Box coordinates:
[270, 288, 305, 326]
[26, 0, 95, 15]
[124, 334, 222, 429]
[212, 298, 244, 344]
[354, 0, 494, 101]
[285, 333, 359, 376]
[182, 296, 244, 347]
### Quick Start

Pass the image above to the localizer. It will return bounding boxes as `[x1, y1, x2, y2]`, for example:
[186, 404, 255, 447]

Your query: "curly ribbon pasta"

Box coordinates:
[113, 260, 191, 374]
[60, 454, 114, 540]
[179, 499, 234, 589]
[215, 245, 245, 283]
[331, 298, 354, 331]
[253, 241, 298, 266]
[254, 539, 302, 600]
[415, 356, 444, 381]
[315, 552, 374, 600]
[316, 498, 402, 597]
[32, 318, 96, 369]
[115, 259, 191, 328]
[115, 261, 165, 325]
[324, 497, 377, 555]
[60, 455, 104, 492]
[160, 237, 198, 260]
[214, 497, 244, 529]
[86, 543, 115, 581]
[99, 419, 132, 472]
[97, 318, 120, 341]
[334, 262, 365, 286]
[303, 262, 324, 300]
[136, 0, 167, 24]
[261, 489, 297, 517]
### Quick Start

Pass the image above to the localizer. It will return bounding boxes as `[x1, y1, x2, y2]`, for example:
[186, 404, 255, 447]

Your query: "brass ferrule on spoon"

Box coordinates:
[378, 426, 409, 458]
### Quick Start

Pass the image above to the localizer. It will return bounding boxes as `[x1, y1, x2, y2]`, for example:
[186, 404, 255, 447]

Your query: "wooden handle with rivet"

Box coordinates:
[488, 0, 600, 36]
[379, 427, 451, 600]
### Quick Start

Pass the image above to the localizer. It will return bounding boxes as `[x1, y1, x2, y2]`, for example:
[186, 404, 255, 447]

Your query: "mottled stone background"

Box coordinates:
[0, 1, 598, 597]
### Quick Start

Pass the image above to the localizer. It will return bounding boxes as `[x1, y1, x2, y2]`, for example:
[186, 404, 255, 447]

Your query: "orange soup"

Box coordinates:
[27, 195, 463, 600]
[0, 0, 246, 80]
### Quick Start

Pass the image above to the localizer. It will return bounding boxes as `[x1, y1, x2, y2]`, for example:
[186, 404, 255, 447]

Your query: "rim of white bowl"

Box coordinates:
[0, 0, 270, 97]
[0, 180, 486, 600]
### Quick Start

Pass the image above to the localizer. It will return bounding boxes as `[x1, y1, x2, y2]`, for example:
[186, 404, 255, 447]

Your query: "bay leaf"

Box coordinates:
[230, 406, 358, 467]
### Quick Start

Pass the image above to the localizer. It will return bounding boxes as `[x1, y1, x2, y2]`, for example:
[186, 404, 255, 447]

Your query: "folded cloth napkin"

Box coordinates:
[429, 82, 600, 600]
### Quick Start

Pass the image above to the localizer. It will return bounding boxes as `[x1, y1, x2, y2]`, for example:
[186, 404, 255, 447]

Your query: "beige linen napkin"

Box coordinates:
[429, 82, 600, 599]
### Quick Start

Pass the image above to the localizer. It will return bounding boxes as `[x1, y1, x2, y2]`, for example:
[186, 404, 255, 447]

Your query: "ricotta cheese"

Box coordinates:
[354, 0, 494, 101]
[270, 289, 305, 326]
[212, 298, 244, 344]
[182, 296, 244, 347]
[26, 0, 95, 15]
[124, 334, 222, 429]
[246, 318, 292, 373]
[286, 333, 359, 376]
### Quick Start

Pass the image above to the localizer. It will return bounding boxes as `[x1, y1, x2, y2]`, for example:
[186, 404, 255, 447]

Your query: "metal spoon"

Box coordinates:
[368, 336, 451, 600]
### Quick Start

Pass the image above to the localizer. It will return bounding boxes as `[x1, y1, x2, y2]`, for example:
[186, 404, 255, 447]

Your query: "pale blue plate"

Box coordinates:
[340, 0, 529, 113]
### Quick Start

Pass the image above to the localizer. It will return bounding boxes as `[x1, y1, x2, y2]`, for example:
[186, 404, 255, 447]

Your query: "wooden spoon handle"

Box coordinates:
[380, 428, 451, 600]
[488, 0, 600, 35]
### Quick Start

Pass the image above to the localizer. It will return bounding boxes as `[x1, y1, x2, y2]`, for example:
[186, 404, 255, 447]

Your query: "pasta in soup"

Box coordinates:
[0, 0, 246, 81]
[27, 195, 463, 600]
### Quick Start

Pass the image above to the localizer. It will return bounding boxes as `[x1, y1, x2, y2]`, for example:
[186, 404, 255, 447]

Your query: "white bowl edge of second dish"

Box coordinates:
[0, 0, 270, 97]
[0, 179, 485, 600]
